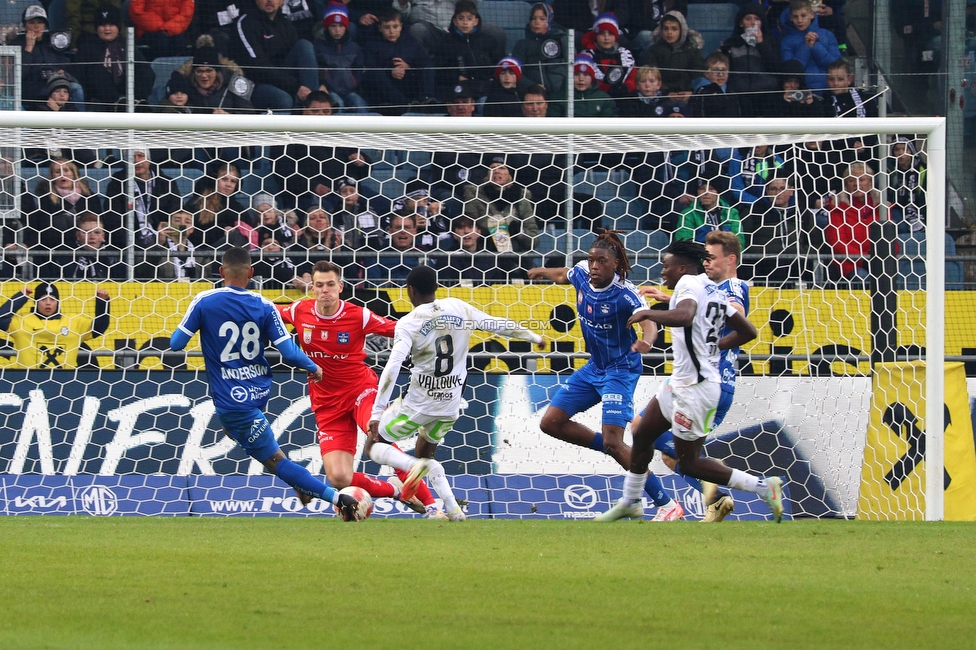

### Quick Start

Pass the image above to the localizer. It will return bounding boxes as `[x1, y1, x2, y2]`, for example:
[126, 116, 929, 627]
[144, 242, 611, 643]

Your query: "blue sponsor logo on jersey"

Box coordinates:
[337, 332, 350, 344]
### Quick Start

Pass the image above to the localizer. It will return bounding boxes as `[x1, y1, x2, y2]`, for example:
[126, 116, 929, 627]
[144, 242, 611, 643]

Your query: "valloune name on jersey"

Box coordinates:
[417, 374, 464, 390]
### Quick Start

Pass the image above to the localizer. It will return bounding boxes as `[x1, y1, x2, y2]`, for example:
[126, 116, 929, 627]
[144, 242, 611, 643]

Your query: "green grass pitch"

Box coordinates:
[1, 518, 973, 649]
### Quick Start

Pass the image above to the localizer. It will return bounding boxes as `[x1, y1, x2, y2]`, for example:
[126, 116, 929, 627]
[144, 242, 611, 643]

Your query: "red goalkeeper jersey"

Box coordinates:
[277, 300, 397, 388]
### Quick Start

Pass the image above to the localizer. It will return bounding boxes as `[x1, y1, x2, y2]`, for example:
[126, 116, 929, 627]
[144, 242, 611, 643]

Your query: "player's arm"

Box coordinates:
[527, 267, 570, 284]
[91, 289, 110, 337]
[627, 299, 696, 328]
[363, 308, 397, 338]
[368, 334, 413, 433]
[719, 310, 756, 350]
[632, 320, 657, 353]
[468, 305, 545, 349]
[273, 336, 323, 381]
[0, 288, 31, 332]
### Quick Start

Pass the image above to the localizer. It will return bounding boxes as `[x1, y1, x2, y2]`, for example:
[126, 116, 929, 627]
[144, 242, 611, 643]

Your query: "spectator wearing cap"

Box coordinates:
[580, 13, 637, 98]
[720, 2, 781, 117]
[232, 0, 324, 113]
[395, 181, 451, 245]
[12, 5, 85, 110]
[30, 73, 81, 113]
[66, 0, 122, 49]
[0, 282, 111, 370]
[462, 156, 539, 254]
[391, 0, 508, 57]
[128, 0, 194, 60]
[571, 54, 615, 117]
[174, 39, 255, 114]
[447, 82, 476, 116]
[512, 3, 569, 117]
[252, 193, 296, 247]
[156, 71, 193, 112]
[432, 0, 505, 101]
[618, 65, 688, 117]
[362, 8, 435, 115]
[74, 4, 155, 111]
[483, 56, 524, 117]
[641, 10, 704, 101]
[313, 3, 369, 114]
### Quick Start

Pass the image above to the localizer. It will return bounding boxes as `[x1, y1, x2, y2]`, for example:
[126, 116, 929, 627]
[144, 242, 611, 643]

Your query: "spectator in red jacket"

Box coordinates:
[129, 0, 195, 60]
[826, 162, 880, 283]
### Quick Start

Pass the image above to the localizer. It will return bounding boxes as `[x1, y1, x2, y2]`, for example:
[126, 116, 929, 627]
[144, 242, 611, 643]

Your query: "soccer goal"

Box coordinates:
[0, 111, 954, 521]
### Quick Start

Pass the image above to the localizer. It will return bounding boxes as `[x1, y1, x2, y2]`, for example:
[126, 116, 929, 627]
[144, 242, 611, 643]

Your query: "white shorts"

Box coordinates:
[378, 398, 457, 445]
[655, 378, 720, 441]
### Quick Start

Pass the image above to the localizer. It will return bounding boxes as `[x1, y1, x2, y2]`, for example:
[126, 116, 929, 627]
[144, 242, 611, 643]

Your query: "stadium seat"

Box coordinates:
[478, 1, 532, 54]
[626, 230, 669, 283]
[686, 3, 739, 55]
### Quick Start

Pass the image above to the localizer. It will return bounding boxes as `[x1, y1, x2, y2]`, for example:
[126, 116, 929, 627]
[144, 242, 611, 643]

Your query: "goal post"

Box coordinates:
[0, 111, 953, 521]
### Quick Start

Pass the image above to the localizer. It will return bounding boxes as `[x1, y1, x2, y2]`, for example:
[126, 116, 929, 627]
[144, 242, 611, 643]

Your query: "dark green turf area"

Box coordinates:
[1, 518, 973, 649]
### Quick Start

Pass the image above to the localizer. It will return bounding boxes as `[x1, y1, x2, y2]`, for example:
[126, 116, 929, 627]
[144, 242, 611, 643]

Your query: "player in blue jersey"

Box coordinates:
[634, 231, 747, 522]
[170, 247, 360, 520]
[596, 240, 783, 523]
[527, 231, 681, 516]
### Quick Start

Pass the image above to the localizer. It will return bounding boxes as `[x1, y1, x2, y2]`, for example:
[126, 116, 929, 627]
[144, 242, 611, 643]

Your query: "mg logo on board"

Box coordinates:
[80, 486, 118, 516]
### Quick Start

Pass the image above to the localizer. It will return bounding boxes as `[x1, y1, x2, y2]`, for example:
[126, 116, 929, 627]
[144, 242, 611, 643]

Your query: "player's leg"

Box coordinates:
[669, 390, 735, 521]
[540, 364, 604, 449]
[594, 383, 673, 522]
[354, 390, 434, 514]
[367, 398, 428, 474]
[667, 384, 784, 522]
[216, 409, 353, 515]
[413, 421, 464, 521]
[315, 403, 399, 499]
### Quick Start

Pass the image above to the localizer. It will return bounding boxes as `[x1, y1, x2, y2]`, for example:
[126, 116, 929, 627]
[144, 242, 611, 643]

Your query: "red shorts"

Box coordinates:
[312, 384, 378, 456]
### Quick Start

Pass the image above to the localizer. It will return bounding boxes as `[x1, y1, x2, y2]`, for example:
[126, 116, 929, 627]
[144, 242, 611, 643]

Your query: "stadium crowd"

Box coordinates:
[1, 0, 955, 290]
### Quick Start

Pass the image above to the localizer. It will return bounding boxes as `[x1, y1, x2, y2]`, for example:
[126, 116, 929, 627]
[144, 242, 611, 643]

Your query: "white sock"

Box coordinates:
[727, 469, 767, 494]
[660, 499, 676, 509]
[369, 442, 417, 473]
[623, 471, 646, 503]
[427, 461, 460, 513]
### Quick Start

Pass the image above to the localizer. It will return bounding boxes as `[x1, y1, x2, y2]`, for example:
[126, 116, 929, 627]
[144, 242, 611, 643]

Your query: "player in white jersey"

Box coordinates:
[367, 265, 545, 521]
[596, 240, 785, 523]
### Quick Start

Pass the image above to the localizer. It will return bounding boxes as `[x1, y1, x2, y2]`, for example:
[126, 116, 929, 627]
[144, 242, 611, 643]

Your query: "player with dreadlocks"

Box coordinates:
[595, 240, 785, 523]
[528, 230, 682, 517]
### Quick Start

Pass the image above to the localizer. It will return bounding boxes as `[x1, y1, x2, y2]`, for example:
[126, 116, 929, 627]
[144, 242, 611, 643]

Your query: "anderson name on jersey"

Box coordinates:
[669, 274, 738, 387]
[372, 297, 542, 419]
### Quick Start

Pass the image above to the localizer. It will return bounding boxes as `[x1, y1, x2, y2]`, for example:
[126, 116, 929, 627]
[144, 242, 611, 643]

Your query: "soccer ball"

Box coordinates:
[337, 486, 373, 522]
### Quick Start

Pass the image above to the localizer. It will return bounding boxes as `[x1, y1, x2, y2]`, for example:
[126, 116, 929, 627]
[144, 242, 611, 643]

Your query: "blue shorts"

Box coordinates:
[549, 363, 640, 429]
[653, 389, 734, 458]
[216, 407, 280, 463]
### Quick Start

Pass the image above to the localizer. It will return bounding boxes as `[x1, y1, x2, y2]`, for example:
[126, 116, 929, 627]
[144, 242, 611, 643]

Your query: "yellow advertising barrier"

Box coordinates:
[858, 362, 976, 520]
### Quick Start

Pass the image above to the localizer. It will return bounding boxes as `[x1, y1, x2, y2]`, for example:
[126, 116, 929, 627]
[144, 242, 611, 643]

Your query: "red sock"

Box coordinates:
[395, 467, 435, 506]
[350, 472, 395, 498]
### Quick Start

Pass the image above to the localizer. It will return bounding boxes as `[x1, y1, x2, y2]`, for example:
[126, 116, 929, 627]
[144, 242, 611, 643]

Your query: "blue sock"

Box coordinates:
[275, 458, 336, 503]
[590, 433, 605, 453]
[644, 472, 671, 507]
[673, 462, 704, 495]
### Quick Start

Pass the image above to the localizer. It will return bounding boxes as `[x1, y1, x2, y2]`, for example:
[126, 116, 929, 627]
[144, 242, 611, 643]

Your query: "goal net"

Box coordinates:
[0, 112, 952, 521]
